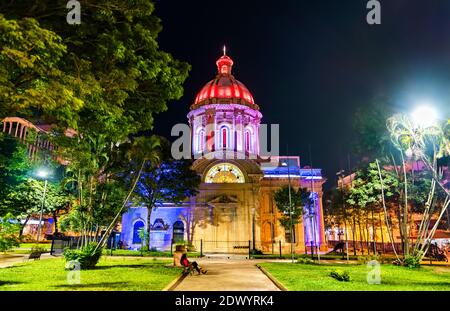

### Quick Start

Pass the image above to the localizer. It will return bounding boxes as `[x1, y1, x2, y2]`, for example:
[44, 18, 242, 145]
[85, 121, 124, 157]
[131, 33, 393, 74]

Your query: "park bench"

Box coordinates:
[326, 242, 345, 255]
[233, 245, 249, 249]
[181, 261, 195, 276]
[28, 252, 42, 261]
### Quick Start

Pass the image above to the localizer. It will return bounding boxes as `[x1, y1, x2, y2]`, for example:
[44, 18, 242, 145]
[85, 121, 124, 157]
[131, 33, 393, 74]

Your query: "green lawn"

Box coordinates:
[0, 257, 182, 291]
[259, 262, 450, 291]
[18, 243, 52, 249]
[8, 243, 52, 254]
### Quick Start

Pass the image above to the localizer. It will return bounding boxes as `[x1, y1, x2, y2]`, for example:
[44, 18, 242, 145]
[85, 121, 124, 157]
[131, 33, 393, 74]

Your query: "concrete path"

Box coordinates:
[0, 253, 55, 268]
[172, 258, 281, 291]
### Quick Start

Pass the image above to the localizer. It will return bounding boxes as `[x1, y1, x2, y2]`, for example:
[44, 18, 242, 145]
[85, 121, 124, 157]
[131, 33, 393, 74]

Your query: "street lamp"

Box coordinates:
[35, 168, 50, 243]
[281, 161, 295, 263]
[336, 170, 349, 262]
[411, 105, 438, 129]
[308, 193, 319, 261]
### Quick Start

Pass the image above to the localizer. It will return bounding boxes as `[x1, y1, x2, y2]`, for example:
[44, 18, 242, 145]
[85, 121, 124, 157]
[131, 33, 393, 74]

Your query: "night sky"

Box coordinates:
[152, 0, 450, 188]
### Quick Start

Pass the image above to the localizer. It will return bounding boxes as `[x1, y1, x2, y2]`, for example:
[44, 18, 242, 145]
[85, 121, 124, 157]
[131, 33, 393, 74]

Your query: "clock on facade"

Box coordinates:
[204, 163, 245, 184]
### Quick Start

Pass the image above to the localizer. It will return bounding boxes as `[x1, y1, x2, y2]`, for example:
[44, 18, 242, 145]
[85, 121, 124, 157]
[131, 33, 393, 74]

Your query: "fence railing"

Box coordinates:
[327, 239, 404, 255]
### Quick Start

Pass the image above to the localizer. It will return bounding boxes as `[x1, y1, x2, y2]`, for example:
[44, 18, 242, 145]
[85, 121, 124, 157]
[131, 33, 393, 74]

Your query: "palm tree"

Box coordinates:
[95, 136, 161, 251]
[379, 114, 450, 264]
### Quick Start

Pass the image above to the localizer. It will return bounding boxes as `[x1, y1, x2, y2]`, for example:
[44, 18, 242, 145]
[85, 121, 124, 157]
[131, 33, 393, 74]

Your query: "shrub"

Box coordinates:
[402, 255, 421, 269]
[330, 269, 351, 282]
[357, 255, 372, 265]
[63, 242, 102, 270]
[297, 257, 314, 265]
[0, 215, 20, 252]
[30, 245, 47, 254]
[250, 249, 263, 255]
[186, 243, 196, 252]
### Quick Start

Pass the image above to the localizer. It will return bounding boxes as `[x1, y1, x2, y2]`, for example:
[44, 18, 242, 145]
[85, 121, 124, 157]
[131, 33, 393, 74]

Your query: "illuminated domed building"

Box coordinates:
[120, 50, 326, 254]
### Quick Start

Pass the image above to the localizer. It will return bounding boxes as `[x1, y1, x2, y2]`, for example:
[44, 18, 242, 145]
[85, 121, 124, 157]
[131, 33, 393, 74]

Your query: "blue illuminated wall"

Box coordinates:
[303, 192, 322, 247]
[121, 206, 189, 251]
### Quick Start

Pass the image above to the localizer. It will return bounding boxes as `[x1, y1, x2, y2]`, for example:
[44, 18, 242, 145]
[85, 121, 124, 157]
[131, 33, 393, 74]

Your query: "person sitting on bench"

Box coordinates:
[181, 253, 207, 275]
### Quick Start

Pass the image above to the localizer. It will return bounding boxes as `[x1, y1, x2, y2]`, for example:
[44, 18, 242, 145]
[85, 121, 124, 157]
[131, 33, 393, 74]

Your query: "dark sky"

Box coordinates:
[152, 0, 450, 188]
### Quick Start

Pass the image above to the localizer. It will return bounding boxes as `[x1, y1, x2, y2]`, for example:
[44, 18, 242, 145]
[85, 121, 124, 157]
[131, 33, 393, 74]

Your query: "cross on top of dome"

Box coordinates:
[216, 45, 234, 75]
[191, 47, 259, 110]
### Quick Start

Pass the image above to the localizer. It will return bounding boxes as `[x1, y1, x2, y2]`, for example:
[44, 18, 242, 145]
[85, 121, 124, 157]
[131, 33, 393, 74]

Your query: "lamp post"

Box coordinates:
[336, 170, 349, 262]
[309, 193, 320, 263]
[282, 161, 295, 263]
[36, 168, 50, 243]
[252, 207, 256, 251]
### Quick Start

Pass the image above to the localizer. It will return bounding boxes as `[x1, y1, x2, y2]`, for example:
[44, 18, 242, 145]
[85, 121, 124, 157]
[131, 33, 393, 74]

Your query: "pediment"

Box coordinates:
[208, 194, 239, 204]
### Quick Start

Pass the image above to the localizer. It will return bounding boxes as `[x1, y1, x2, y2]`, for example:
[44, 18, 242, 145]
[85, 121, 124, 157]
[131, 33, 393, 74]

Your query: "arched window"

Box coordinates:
[132, 220, 145, 244]
[197, 129, 205, 152]
[220, 126, 229, 149]
[172, 221, 185, 243]
[222, 128, 227, 148]
[245, 131, 251, 152]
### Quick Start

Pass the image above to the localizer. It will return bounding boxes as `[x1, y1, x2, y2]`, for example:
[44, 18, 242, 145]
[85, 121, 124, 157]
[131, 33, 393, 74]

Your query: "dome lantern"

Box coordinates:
[191, 49, 259, 110]
[216, 46, 234, 75]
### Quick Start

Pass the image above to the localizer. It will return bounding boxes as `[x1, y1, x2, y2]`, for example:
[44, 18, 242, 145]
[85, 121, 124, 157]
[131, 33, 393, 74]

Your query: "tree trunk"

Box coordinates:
[19, 217, 30, 238]
[401, 156, 409, 257]
[147, 207, 152, 251]
[371, 207, 377, 254]
[189, 223, 195, 245]
[396, 203, 406, 256]
[52, 211, 59, 235]
[352, 216, 357, 256]
[378, 210, 385, 253]
[95, 160, 146, 252]
[446, 209, 450, 231]
[358, 220, 364, 255]
[365, 220, 371, 255]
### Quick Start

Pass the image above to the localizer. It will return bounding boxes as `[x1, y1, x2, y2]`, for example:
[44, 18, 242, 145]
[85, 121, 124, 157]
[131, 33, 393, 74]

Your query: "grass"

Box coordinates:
[0, 257, 182, 291]
[259, 262, 450, 291]
[7, 243, 52, 254]
[17, 243, 52, 249]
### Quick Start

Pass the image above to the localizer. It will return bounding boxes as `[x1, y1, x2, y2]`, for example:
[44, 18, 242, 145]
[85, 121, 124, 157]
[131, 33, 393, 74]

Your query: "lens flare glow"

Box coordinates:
[36, 169, 49, 178]
[411, 106, 438, 128]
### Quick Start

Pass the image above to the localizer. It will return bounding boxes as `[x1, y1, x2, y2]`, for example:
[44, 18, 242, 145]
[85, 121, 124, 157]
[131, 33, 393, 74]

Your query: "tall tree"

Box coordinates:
[0, 213, 20, 252]
[136, 158, 200, 251]
[0, 14, 81, 120]
[383, 113, 450, 265]
[0, 133, 32, 199]
[1, 1, 191, 251]
[273, 186, 311, 241]
[353, 96, 396, 161]
[2, 178, 72, 237]
[347, 162, 399, 254]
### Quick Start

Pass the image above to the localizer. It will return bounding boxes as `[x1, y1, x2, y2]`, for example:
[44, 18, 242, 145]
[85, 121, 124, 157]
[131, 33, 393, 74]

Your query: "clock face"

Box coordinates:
[205, 163, 245, 184]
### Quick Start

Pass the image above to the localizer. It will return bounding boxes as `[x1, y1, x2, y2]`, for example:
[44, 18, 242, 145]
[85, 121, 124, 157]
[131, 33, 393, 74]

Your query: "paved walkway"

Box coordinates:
[172, 258, 280, 291]
[0, 253, 55, 268]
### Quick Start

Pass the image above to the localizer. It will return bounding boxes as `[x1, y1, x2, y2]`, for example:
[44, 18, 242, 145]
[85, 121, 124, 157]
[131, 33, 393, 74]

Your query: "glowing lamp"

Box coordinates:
[36, 168, 49, 179]
[411, 105, 438, 128]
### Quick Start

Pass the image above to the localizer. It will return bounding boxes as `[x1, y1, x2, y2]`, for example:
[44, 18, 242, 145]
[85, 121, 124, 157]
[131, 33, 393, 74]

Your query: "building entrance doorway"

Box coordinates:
[173, 220, 184, 243]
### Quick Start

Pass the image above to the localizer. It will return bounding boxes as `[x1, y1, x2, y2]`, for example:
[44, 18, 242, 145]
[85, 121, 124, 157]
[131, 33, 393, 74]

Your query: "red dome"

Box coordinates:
[191, 54, 258, 110]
